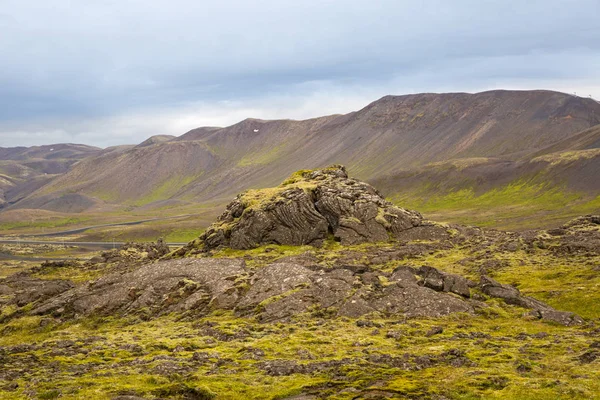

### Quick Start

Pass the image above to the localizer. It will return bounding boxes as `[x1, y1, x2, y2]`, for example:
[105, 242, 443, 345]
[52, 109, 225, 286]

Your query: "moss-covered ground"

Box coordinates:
[1, 231, 599, 399]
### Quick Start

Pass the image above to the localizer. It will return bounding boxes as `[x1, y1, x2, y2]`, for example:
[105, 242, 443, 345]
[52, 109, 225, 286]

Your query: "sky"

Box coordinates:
[1, 0, 599, 148]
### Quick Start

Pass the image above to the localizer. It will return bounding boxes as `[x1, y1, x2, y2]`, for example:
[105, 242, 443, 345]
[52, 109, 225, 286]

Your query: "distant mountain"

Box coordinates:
[3, 90, 600, 228]
[0, 143, 101, 208]
[0, 143, 100, 161]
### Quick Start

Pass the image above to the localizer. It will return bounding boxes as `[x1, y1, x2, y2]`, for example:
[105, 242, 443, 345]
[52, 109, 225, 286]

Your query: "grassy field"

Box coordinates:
[391, 181, 600, 230]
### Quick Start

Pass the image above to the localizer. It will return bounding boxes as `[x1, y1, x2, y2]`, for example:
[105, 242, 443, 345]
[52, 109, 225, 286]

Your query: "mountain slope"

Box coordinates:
[372, 140, 600, 229]
[27, 141, 221, 209]
[0, 143, 101, 208]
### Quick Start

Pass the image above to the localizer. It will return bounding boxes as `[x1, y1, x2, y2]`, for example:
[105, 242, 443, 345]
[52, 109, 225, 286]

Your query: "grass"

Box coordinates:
[130, 174, 201, 207]
[237, 144, 288, 167]
[532, 148, 600, 166]
[390, 180, 599, 230]
[0, 216, 91, 232]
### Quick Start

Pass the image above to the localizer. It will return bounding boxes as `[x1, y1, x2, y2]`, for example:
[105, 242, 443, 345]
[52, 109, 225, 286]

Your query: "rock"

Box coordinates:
[389, 266, 418, 287]
[40, 260, 79, 269]
[97, 239, 170, 265]
[480, 276, 520, 299]
[258, 360, 302, 376]
[480, 276, 584, 326]
[236, 263, 315, 311]
[10, 278, 74, 307]
[0, 284, 13, 296]
[187, 165, 423, 251]
[238, 346, 265, 360]
[27, 257, 481, 322]
[531, 310, 585, 326]
[425, 326, 443, 337]
[32, 258, 246, 318]
[416, 266, 471, 297]
[578, 350, 599, 364]
[549, 215, 600, 255]
[385, 330, 403, 340]
[340, 280, 473, 319]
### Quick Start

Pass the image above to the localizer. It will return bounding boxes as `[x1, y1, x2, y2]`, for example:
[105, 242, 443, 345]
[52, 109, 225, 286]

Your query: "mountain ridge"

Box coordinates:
[2, 89, 600, 231]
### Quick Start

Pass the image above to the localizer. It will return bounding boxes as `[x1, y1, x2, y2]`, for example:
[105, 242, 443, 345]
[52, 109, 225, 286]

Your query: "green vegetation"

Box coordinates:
[532, 148, 600, 166]
[131, 174, 201, 207]
[2, 223, 600, 399]
[237, 144, 288, 167]
[0, 216, 91, 232]
[390, 180, 599, 230]
[0, 306, 598, 399]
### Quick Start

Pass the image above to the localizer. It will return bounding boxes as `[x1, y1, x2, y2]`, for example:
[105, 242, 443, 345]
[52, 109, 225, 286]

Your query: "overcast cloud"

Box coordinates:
[1, 0, 599, 147]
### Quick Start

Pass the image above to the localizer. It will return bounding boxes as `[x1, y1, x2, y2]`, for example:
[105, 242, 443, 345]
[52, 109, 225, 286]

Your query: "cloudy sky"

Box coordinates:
[1, 0, 599, 147]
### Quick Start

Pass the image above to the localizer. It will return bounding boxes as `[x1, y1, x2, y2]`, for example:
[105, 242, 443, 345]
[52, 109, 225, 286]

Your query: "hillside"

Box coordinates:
[3, 90, 600, 232]
[0, 144, 101, 209]
[372, 125, 600, 229]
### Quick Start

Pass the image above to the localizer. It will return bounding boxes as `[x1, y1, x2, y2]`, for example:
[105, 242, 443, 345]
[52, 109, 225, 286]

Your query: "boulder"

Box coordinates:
[480, 276, 583, 326]
[416, 266, 472, 298]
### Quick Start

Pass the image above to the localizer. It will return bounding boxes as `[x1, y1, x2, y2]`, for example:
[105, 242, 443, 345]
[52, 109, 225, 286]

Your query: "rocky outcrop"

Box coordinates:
[5, 257, 582, 326]
[185, 165, 423, 252]
[29, 260, 475, 321]
[546, 215, 600, 255]
[480, 276, 584, 326]
[0, 273, 74, 312]
[416, 266, 473, 298]
[30, 258, 246, 318]
[91, 239, 171, 264]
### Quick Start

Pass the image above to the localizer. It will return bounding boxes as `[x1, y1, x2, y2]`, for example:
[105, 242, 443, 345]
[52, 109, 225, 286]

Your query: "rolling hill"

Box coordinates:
[0, 143, 101, 209]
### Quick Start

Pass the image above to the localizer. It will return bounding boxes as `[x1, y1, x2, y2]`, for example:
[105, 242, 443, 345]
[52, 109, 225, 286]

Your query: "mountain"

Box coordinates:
[0, 143, 101, 209]
[135, 135, 176, 148]
[3, 90, 600, 229]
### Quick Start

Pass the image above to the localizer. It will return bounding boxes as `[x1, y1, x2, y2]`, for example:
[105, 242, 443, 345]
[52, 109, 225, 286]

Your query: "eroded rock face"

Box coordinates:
[28, 260, 473, 321]
[547, 215, 600, 256]
[187, 165, 423, 251]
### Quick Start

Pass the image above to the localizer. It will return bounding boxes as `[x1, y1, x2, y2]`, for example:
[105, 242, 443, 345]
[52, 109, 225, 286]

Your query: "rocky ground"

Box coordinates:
[0, 167, 599, 399]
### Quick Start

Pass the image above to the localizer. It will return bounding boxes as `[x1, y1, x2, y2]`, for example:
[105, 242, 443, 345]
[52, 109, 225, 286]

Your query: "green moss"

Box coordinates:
[532, 148, 600, 165]
[1, 307, 599, 399]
